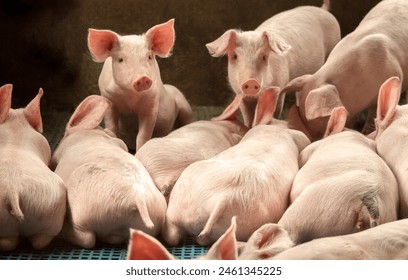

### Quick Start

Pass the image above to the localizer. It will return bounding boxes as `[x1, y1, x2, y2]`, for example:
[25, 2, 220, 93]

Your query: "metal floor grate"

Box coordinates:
[0, 237, 208, 260]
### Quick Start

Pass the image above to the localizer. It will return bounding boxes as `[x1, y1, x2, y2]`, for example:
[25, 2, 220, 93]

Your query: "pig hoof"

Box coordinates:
[162, 222, 183, 246]
[70, 229, 96, 249]
[30, 234, 54, 249]
[196, 233, 212, 246]
[0, 237, 19, 251]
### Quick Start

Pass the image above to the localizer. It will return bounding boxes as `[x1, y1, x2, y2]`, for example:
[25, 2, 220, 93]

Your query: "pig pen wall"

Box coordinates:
[0, 0, 381, 259]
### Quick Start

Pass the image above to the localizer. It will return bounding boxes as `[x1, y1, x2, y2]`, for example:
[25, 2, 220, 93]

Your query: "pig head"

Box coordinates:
[0, 85, 66, 250]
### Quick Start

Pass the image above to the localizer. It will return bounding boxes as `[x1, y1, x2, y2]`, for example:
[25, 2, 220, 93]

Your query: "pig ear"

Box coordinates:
[24, 88, 44, 133]
[262, 31, 292, 55]
[323, 106, 348, 137]
[305, 84, 343, 120]
[376, 76, 401, 130]
[0, 84, 13, 124]
[204, 216, 238, 260]
[146, 19, 175, 58]
[88, 28, 120, 62]
[206, 29, 238, 57]
[126, 229, 174, 260]
[239, 224, 294, 260]
[66, 95, 112, 133]
[211, 94, 244, 122]
[252, 87, 280, 127]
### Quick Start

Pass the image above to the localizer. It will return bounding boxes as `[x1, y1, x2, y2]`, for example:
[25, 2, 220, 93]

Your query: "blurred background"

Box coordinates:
[0, 0, 381, 119]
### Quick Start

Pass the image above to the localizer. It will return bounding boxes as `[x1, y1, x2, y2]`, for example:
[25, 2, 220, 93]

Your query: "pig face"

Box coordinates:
[206, 30, 291, 97]
[88, 19, 175, 93]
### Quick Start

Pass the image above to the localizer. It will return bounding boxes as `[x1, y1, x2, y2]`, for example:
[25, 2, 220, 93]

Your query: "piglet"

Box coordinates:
[162, 87, 310, 246]
[280, 0, 408, 140]
[207, 0, 340, 125]
[270, 219, 408, 260]
[51, 95, 166, 248]
[135, 118, 248, 198]
[372, 76, 408, 218]
[0, 84, 66, 250]
[275, 107, 398, 249]
[88, 19, 193, 151]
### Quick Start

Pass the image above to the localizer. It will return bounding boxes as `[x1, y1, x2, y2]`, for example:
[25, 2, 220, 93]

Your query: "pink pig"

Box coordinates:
[162, 87, 310, 246]
[135, 118, 248, 198]
[207, 0, 340, 126]
[372, 76, 408, 218]
[270, 219, 408, 260]
[0, 85, 66, 251]
[51, 95, 166, 249]
[88, 19, 193, 151]
[275, 107, 398, 248]
[280, 0, 408, 141]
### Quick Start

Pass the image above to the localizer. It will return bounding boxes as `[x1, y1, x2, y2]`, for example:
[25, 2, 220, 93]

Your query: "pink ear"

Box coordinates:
[323, 106, 348, 137]
[88, 29, 119, 62]
[204, 216, 238, 260]
[262, 31, 291, 55]
[146, 19, 175, 58]
[252, 87, 280, 127]
[0, 84, 12, 124]
[206, 29, 238, 57]
[376, 76, 401, 130]
[211, 94, 244, 122]
[126, 229, 174, 260]
[24, 88, 44, 133]
[305, 84, 343, 120]
[66, 95, 112, 133]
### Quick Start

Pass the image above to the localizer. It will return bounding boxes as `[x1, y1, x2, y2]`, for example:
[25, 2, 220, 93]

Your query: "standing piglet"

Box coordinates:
[51, 95, 166, 248]
[135, 117, 248, 199]
[0, 84, 66, 250]
[372, 76, 408, 218]
[276, 107, 398, 248]
[88, 19, 193, 151]
[207, 0, 340, 125]
[280, 0, 408, 140]
[162, 87, 310, 246]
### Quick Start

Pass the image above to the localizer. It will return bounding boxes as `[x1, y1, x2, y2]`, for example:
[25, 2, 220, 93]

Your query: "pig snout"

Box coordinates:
[241, 78, 260, 95]
[133, 76, 153, 92]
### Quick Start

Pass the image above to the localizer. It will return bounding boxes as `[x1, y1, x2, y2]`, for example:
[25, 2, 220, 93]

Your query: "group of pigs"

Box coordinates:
[1, 0, 408, 260]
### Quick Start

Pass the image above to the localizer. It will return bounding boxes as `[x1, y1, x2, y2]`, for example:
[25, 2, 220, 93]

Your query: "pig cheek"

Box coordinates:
[112, 60, 136, 92]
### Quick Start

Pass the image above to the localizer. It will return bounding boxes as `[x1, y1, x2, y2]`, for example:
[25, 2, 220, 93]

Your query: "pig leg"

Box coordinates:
[136, 110, 158, 151]
[196, 200, 228, 246]
[0, 236, 19, 251]
[103, 103, 119, 135]
[162, 219, 185, 246]
[174, 93, 193, 127]
[355, 195, 380, 231]
[30, 233, 55, 249]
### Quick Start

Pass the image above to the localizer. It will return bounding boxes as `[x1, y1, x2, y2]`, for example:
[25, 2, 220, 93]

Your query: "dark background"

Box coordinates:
[0, 0, 381, 113]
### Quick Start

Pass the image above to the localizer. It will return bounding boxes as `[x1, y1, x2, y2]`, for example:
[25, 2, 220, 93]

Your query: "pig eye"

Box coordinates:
[148, 54, 153, 60]
[232, 53, 238, 60]
[118, 57, 124, 63]
[262, 54, 267, 62]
